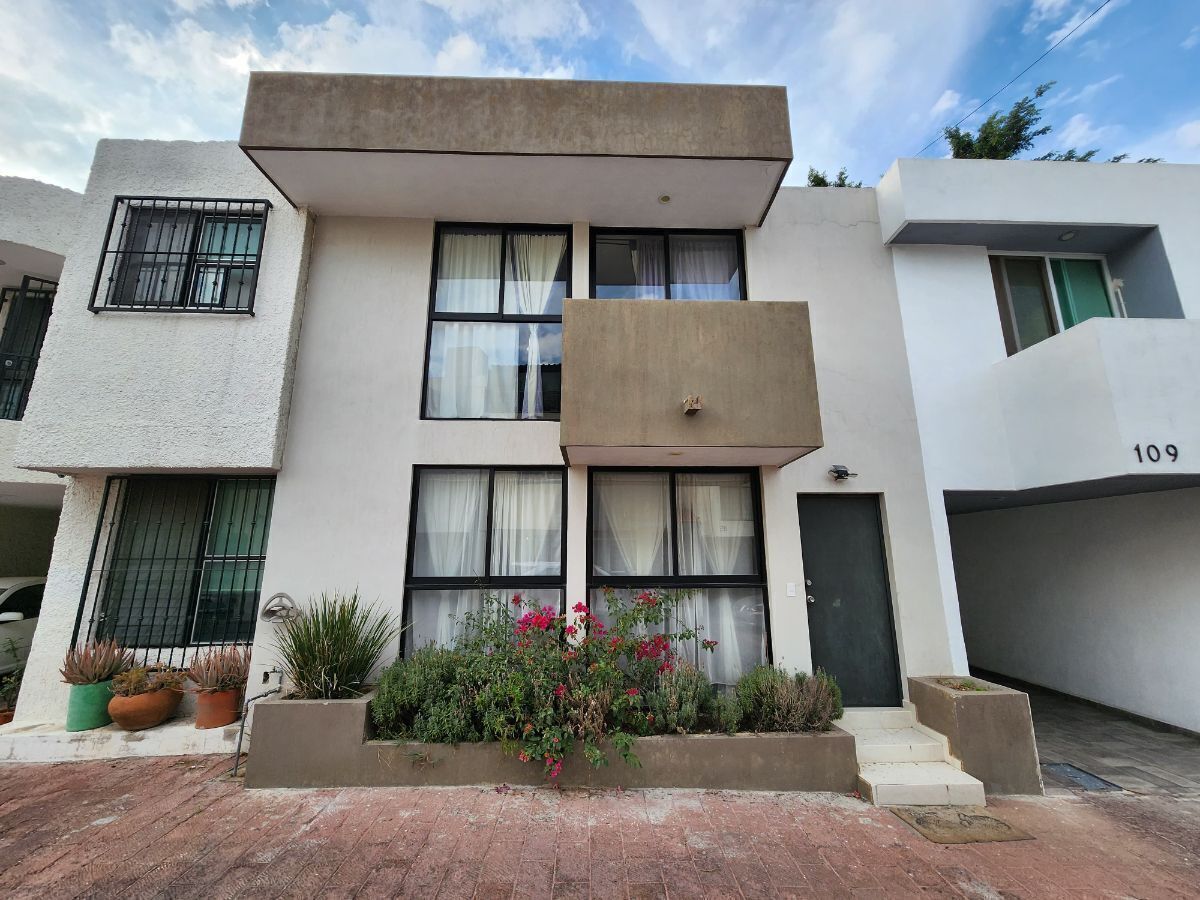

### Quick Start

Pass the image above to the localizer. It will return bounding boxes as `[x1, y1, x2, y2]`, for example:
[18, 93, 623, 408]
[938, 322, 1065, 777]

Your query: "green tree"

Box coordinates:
[807, 166, 862, 187]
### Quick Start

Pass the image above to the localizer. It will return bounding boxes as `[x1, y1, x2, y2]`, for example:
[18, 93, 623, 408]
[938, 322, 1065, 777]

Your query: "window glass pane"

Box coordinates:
[675, 473, 759, 576]
[669, 234, 742, 301]
[206, 479, 274, 557]
[1003, 258, 1055, 350]
[406, 587, 562, 654]
[587, 587, 765, 687]
[425, 322, 520, 419]
[503, 231, 568, 316]
[591, 472, 672, 577]
[193, 560, 260, 644]
[198, 217, 262, 259]
[435, 229, 501, 313]
[517, 323, 562, 420]
[491, 471, 562, 577]
[99, 479, 209, 647]
[594, 234, 666, 300]
[1052, 258, 1112, 329]
[412, 469, 489, 578]
[1, 585, 43, 618]
[117, 208, 199, 307]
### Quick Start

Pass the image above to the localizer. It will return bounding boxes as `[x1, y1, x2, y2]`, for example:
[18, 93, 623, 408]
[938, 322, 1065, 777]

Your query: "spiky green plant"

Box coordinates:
[274, 591, 399, 700]
[60, 639, 134, 685]
[187, 646, 251, 693]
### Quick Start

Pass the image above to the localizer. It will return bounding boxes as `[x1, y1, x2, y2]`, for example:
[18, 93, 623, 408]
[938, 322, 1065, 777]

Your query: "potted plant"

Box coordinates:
[187, 646, 251, 729]
[0, 667, 21, 726]
[60, 639, 135, 732]
[108, 666, 186, 731]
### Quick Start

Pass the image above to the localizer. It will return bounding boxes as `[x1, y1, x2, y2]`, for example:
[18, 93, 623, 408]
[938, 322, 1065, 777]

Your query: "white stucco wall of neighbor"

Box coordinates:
[248, 188, 967, 696]
[14, 141, 313, 474]
[950, 488, 1200, 734]
[0, 175, 82, 260]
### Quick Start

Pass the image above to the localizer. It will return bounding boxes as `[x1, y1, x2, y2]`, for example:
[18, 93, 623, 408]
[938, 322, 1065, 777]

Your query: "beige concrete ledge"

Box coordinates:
[908, 676, 1044, 796]
[244, 693, 859, 792]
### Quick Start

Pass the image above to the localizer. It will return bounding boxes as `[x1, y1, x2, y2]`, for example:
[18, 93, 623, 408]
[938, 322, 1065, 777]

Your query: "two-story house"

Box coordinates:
[3, 74, 1196, 799]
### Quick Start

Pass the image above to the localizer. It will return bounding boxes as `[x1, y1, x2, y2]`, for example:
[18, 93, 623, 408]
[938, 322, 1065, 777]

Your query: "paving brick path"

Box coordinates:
[0, 755, 1197, 898]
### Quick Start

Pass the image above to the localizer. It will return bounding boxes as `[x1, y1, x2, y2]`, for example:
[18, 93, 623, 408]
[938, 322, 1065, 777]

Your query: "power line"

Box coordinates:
[913, 0, 1117, 157]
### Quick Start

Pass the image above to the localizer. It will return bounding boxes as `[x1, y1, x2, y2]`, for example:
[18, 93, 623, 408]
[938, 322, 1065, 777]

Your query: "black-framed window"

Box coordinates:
[74, 475, 275, 665]
[90, 197, 271, 313]
[587, 468, 768, 686]
[423, 223, 571, 420]
[591, 228, 746, 301]
[404, 466, 566, 654]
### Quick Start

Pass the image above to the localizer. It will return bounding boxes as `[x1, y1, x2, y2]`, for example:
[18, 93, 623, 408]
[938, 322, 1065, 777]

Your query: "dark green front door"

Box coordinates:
[797, 494, 902, 707]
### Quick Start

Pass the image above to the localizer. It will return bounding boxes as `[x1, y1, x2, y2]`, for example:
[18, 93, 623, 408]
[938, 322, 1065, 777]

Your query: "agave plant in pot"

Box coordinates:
[108, 666, 187, 731]
[187, 646, 251, 729]
[61, 640, 135, 732]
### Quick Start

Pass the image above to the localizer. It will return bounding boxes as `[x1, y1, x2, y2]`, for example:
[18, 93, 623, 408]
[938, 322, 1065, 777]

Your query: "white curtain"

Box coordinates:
[592, 472, 671, 576]
[631, 236, 666, 299]
[406, 589, 483, 653]
[679, 589, 765, 686]
[490, 470, 562, 577]
[412, 469, 488, 578]
[426, 323, 519, 418]
[435, 231, 501, 312]
[506, 232, 566, 419]
[669, 235, 739, 301]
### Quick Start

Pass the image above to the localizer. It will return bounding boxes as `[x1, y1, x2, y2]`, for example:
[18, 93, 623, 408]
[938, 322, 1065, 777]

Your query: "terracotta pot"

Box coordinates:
[108, 688, 183, 731]
[0, 709, 13, 726]
[195, 688, 242, 729]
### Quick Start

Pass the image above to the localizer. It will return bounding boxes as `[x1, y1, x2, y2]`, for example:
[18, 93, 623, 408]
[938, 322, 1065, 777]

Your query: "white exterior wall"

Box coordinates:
[14, 141, 313, 474]
[248, 187, 967, 694]
[0, 176, 82, 260]
[950, 488, 1200, 733]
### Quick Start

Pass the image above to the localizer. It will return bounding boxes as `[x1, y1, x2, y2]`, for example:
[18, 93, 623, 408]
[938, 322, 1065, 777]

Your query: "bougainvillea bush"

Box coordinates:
[370, 588, 842, 782]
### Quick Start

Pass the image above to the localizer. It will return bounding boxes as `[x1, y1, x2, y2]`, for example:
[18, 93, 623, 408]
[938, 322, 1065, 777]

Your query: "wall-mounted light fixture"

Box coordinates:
[683, 394, 703, 416]
[828, 464, 858, 482]
[1058, 230, 1077, 242]
[260, 592, 300, 623]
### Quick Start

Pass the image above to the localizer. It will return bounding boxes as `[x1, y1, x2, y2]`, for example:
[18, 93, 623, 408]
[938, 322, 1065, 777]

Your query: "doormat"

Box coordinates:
[1042, 762, 1123, 791]
[891, 806, 1034, 844]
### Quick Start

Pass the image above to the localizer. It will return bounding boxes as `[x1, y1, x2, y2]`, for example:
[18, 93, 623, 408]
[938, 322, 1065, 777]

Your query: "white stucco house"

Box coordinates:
[1, 74, 1196, 800]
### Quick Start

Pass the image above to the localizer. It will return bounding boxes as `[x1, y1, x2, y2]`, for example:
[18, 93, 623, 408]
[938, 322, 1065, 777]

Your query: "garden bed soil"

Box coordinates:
[244, 692, 860, 791]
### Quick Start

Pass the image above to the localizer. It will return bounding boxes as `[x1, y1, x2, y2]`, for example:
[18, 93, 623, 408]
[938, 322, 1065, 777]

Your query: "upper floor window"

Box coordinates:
[592, 229, 745, 301]
[90, 197, 270, 313]
[990, 254, 1119, 355]
[424, 224, 570, 420]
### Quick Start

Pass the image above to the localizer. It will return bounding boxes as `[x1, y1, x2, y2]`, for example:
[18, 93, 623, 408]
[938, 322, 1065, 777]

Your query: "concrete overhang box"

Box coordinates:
[239, 73, 792, 226]
[559, 299, 822, 467]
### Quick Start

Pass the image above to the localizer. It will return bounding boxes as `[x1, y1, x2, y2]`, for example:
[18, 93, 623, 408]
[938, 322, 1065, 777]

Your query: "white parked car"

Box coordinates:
[0, 578, 45, 674]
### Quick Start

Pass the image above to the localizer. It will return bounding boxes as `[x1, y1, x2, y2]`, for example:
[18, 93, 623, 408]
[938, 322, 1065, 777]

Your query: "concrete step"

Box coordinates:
[858, 762, 985, 807]
[850, 727, 947, 764]
[839, 707, 916, 730]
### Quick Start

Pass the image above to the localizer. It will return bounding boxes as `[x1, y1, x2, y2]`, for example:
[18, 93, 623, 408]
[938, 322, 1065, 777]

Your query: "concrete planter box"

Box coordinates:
[244, 692, 859, 792]
[908, 676, 1044, 795]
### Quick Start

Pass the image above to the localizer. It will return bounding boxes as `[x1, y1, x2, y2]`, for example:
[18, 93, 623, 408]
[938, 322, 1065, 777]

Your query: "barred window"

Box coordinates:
[74, 476, 276, 665]
[90, 197, 270, 313]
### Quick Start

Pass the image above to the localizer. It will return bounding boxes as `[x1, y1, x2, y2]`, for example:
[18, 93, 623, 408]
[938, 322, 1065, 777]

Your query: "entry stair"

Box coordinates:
[839, 706, 985, 806]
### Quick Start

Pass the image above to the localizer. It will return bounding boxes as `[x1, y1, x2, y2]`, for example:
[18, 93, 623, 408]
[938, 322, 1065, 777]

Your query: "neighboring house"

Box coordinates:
[0, 177, 81, 581]
[3, 75, 1198, 787]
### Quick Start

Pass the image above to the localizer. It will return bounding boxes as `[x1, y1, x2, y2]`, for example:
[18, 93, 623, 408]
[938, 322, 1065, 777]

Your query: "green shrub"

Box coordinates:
[645, 663, 712, 734]
[712, 693, 742, 735]
[275, 590, 399, 699]
[733, 665, 843, 733]
[371, 647, 478, 742]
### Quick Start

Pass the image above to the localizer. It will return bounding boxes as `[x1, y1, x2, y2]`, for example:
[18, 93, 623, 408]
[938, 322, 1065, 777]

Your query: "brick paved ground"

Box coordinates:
[1, 756, 1198, 898]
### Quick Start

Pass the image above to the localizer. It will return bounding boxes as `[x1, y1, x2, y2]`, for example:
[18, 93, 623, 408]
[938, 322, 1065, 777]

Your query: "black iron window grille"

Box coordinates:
[73, 475, 276, 666]
[89, 197, 271, 313]
[0, 276, 56, 421]
[402, 465, 567, 655]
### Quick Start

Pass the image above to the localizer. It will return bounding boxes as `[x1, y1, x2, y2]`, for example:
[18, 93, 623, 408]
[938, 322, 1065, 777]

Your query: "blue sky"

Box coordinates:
[2, 0, 1199, 191]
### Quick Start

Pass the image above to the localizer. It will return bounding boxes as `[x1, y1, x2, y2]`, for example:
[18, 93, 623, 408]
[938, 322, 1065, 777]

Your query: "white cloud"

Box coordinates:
[1183, 26, 1200, 50]
[425, 0, 590, 44]
[1044, 74, 1122, 107]
[929, 89, 962, 120]
[1114, 117, 1200, 163]
[1023, 0, 1072, 35]
[1055, 112, 1115, 149]
[1177, 120, 1200, 149]
[1044, 0, 1127, 46]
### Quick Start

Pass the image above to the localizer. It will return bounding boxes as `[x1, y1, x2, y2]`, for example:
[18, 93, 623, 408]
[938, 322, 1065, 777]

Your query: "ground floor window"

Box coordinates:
[588, 468, 768, 686]
[75, 475, 275, 665]
[404, 466, 565, 654]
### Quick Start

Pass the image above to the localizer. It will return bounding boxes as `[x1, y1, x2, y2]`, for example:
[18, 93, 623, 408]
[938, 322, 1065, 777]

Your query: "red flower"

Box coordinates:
[564, 625, 577, 637]
[702, 639, 719, 651]
[511, 594, 523, 606]
[572, 601, 588, 614]
[518, 750, 530, 762]
[625, 688, 639, 697]
[554, 684, 566, 698]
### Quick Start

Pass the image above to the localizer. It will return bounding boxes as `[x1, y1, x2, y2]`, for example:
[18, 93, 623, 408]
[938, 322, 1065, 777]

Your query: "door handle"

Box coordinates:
[806, 595, 816, 605]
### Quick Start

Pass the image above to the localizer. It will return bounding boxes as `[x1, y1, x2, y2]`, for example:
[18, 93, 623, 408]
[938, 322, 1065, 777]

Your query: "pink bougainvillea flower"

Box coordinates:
[625, 688, 639, 697]
[518, 751, 530, 762]
[702, 639, 719, 651]
[572, 601, 588, 614]
[564, 625, 577, 636]
[511, 593, 523, 606]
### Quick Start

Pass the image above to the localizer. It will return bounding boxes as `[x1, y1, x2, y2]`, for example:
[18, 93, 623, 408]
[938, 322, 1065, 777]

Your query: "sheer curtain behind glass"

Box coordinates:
[670, 235, 741, 300]
[505, 232, 567, 418]
[412, 469, 488, 578]
[491, 470, 562, 577]
[591, 472, 671, 577]
[435, 231, 501, 312]
[426, 323, 519, 418]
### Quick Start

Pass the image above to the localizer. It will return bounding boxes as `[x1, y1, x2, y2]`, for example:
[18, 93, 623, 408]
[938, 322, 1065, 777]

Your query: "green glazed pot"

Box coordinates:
[66, 680, 115, 732]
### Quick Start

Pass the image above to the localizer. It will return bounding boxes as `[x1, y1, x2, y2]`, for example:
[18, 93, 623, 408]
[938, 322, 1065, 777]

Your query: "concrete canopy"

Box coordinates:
[239, 73, 792, 226]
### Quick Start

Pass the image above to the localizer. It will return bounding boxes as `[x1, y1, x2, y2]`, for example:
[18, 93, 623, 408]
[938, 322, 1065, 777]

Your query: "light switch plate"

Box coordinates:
[786, 582, 797, 597]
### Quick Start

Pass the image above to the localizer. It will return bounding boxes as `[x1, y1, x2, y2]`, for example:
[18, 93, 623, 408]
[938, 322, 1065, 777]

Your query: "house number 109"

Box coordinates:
[1134, 443, 1178, 463]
